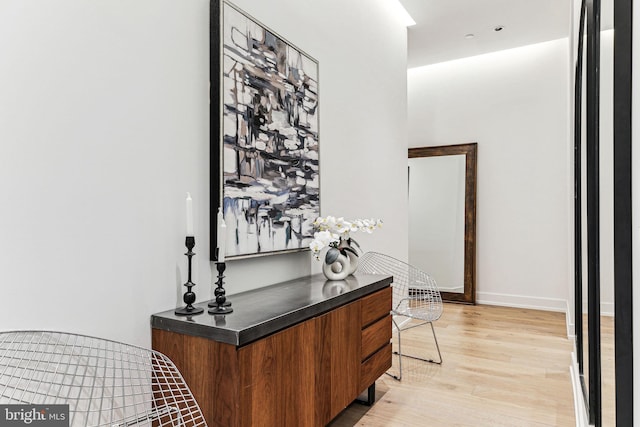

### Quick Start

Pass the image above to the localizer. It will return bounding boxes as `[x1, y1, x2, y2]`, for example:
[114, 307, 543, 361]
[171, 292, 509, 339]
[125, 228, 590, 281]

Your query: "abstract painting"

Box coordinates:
[211, 1, 320, 259]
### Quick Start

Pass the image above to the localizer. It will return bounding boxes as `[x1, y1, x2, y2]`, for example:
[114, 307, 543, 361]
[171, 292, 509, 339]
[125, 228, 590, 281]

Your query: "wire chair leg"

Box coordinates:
[393, 322, 442, 365]
[391, 321, 443, 367]
[385, 317, 402, 381]
[430, 321, 443, 365]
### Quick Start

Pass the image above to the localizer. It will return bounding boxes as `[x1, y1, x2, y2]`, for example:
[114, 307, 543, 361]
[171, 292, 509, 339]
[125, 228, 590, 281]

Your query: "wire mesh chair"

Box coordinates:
[0, 330, 207, 427]
[359, 252, 443, 380]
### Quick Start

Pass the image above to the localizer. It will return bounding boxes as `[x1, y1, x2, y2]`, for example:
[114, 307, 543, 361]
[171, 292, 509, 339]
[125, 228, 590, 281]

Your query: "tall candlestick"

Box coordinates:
[186, 193, 194, 236]
[175, 236, 204, 316]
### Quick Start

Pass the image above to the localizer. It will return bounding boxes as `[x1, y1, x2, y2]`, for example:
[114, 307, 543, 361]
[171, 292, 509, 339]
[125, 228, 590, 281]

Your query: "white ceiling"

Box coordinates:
[400, 0, 613, 69]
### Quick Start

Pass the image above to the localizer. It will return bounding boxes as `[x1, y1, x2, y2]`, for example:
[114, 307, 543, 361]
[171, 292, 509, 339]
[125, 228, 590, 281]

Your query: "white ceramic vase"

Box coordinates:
[322, 239, 359, 280]
[340, 242, 359, 275]
[347, 251, 359, 274]
[322, 252, 351, 281]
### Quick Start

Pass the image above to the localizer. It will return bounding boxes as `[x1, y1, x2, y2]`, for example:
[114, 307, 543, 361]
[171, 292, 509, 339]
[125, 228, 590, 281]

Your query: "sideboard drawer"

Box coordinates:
[361, 315, 392, 361]
[360, 287, 392, 328]
[360, 343, 392, 391]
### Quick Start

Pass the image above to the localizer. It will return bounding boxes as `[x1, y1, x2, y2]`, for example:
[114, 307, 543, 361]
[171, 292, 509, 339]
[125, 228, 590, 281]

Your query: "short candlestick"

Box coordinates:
[209, 247, 231, 307]
[208, 262, 233, 315]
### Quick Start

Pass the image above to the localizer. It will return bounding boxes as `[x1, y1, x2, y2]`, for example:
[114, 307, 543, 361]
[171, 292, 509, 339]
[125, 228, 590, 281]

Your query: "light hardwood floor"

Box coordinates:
[601, 315, 615, 426]
[330, 304, 575, 427]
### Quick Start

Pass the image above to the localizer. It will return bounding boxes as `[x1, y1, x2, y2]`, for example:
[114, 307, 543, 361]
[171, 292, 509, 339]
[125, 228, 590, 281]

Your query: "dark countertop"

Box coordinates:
[151, 273, 392, 347]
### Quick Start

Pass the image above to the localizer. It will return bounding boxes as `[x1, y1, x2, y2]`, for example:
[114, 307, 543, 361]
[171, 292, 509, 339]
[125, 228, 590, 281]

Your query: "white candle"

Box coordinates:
[217, 207, 226, 261]
[217, 207, 224, 232]
[218, 223, 227, 262]
[186, 193, 194, 236]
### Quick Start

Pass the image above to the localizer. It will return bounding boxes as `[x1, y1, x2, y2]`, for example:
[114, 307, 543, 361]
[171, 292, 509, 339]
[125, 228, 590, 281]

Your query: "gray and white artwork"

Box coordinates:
[221, 3, 319, 258]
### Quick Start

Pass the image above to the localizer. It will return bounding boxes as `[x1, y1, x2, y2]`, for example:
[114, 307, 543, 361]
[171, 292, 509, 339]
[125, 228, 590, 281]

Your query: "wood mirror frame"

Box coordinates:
[408, 143, 477, 304]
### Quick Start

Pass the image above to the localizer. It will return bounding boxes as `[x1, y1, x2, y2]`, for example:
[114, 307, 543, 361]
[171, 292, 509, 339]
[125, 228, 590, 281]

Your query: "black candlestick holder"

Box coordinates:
[208, 262, 233, 315]
[175, 236, 204, 316]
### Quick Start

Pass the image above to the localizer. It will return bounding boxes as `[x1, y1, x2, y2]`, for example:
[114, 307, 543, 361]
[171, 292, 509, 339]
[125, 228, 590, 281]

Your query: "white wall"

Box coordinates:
[0, 0, 408, 348]
[408, 39, 571, 311]
[599, 30, 615, 316]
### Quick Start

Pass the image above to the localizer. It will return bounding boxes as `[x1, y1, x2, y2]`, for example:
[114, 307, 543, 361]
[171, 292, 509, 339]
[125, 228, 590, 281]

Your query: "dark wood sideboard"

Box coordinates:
[151, 273, 393, 427]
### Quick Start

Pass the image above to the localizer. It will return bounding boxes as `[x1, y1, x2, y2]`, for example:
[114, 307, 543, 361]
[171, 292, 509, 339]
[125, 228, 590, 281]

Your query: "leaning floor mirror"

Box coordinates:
[408, 143, 477, 304]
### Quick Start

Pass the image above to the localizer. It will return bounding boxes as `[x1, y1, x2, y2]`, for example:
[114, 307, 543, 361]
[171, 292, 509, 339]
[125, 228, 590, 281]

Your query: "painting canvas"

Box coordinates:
[212, 1, 320, 259]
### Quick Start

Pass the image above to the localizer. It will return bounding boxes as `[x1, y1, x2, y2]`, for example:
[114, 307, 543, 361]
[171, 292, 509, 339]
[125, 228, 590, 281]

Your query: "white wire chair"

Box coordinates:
[359, 252, 443, 380]
[0, 331, 207, 427]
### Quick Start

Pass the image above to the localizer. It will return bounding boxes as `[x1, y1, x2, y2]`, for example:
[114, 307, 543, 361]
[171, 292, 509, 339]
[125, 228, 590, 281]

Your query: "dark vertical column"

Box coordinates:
[586, 0, 602, 424]
[614, 0, 634, 424]
[575, 0, 587, 376]
[210, 0, 222, 260]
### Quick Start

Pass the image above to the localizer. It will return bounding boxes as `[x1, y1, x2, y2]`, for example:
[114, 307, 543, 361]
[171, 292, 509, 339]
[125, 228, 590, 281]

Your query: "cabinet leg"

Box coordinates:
[355, 383, 376, 406]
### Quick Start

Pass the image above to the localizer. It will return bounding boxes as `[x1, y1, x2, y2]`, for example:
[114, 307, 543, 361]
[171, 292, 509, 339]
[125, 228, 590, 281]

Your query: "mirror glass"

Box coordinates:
[408, 155, 465, 294]
[579, 8, 589, 404]
[407, 144, 476, 304]
[574, 0, 621, 423]
[600, 0, 615, 421]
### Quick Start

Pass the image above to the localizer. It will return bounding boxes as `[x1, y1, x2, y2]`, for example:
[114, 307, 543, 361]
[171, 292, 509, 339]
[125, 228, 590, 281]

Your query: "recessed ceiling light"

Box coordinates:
[494, 25, 505, 32]
[464, 33, 475, 39]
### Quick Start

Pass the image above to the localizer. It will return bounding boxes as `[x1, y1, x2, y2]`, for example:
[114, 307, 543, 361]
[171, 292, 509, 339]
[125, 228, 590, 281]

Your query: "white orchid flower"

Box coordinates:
[335, 218, 351, 235]
[314, 230, 338, 246]
[314, 216, 330, 231]
[309, 239, 325, 254]
[310, 215, 383, 259]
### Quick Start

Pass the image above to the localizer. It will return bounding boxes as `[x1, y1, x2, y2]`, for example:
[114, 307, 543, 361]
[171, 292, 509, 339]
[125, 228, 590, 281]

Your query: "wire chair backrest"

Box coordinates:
[0, 331, 207, 427]
[359, 252, 443, 322]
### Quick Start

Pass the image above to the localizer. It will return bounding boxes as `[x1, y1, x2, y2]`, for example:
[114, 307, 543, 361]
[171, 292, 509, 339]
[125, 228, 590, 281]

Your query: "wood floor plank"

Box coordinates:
[601, 315, 615, 427]
[329, 303, 575, 427]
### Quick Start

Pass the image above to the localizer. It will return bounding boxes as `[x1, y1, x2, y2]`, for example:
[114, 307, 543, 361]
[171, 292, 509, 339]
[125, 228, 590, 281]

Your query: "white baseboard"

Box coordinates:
[476, 291, 567, 312]
[566, 299, 575, 339]
[438, 285, 464, 292]
[570, 351, 590, 426]
[581, 301, 614, 317]
[600, 301, 614, 317]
